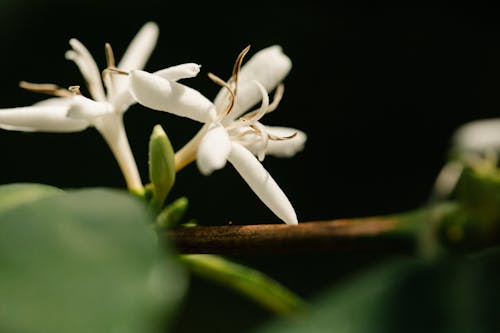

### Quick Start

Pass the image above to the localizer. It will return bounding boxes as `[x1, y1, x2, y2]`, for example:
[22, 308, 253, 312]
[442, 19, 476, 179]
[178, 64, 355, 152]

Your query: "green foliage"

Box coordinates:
[0, 186, 187, 333]
[0, 182, 62, 213]
[254, 249, 500, 333]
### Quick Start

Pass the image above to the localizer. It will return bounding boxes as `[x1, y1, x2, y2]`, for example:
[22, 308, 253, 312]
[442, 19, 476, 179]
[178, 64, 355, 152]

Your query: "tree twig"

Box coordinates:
[163, 216, 416, 255]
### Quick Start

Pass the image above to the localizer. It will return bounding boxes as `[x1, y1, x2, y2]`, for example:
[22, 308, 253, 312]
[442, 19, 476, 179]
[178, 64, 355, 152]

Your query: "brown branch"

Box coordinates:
[163, 217, 415, 255]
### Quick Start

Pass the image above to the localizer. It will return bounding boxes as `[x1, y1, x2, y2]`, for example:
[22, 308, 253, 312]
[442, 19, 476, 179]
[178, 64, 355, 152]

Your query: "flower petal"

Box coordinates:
[109, 90, 135, 115]
[154, 63, 201, 82]
[66, 96, 114, 121]
[197, 123, 231, 175]
[65, 39, 106, 102]
[227, 142, 298, 225]
[0, 105, 89, 132]
[129, 70, 216, 123]
[452, 118, 500, 152]
[215, 45, 292, 121]
[117, 21, 159, 71]
[114, 21, 160, 95]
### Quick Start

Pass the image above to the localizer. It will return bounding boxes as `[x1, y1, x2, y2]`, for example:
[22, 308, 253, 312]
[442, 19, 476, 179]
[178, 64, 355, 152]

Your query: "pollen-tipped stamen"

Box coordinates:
[68, 85, 82, 95]
[19, 81, 73, 97]
[239, 83, 284, 123]
[230, 45, 251, 96]
[208, 72, 235, 117]
[268, 132, 298, 141]
[239, 81, 269, 124]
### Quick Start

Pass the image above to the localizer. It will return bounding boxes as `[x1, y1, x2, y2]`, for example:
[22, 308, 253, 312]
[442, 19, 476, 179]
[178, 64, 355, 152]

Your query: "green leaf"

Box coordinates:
[0, 182, 62, 213]
[254, 250, 500, 333]
[149, 124, 176, 210]
[0, 188, 187, 333]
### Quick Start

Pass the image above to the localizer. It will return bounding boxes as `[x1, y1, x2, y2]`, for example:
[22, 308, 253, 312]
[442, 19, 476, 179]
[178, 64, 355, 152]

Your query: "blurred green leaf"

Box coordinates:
[0, 188, 187, 333]
[254, 249, 500, 333]
[149, 124, 176, 211]
[0, 182, 62, 213]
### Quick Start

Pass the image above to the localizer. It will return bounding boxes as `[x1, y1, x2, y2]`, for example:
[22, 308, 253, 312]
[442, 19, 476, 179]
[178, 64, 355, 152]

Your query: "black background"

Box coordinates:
[1, 2, 499, 332]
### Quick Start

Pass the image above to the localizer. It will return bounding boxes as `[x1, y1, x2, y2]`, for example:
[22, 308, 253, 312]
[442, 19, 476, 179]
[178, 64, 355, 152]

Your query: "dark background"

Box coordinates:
[1, 2, 499, 332]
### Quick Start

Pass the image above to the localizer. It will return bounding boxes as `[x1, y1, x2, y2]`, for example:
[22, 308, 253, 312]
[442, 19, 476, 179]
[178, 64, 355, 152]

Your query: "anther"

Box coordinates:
[68, 85, 82, 95]
[19, 81, 72, 97]
[105, 42, 116, 68]
[230, 45, 251, 97]
[268, 132, 298, 141]
[102, 43, 128, 83]
[208, 72, 235, 116]
[267, 84, 285, 113]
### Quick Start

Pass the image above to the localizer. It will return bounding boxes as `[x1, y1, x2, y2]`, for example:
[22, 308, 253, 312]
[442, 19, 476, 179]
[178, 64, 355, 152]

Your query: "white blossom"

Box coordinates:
[0, 22, 160, 191]
[129, 45, 306, 224]
[452, 118, 500, 154]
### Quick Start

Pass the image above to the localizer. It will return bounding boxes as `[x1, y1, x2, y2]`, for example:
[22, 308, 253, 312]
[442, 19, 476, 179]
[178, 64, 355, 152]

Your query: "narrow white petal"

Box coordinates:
[215, 45, 292, 121]
[197, 123, 231, 175]
[129, 70, 216, 123]
[66, 96, 114, 120]
[118, 21, 159, 71]
[0, 105, 89, 132]
[66, 39, 106, 102]
[452, 118, 500, 152]
[154, 63, 201, 82]
[114, 22, 159, 95]
[227, 142, 298, 225]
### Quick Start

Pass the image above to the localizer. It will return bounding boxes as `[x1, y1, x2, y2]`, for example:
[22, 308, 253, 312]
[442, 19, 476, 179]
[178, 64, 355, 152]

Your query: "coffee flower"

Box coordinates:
[0, 22, 159, 192]
[129, 45, 306, 224]
[452, 118, 500, 154]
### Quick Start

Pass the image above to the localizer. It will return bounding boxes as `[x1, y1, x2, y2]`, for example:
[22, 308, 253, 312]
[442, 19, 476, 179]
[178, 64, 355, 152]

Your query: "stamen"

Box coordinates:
[240, 83, 285, 121]
[208, 72, 235, 116]
[268, 132, 297, 141]
[239, 81, 269, 123]
[105, 42, 116, 68]
[230, 45, 251, 96]
[266, 84, 285, 113]
[68, 85, 82, 95]
[102, 42, 130, 99]
[66, 38, 106, 102]
[250, 122, 268, 161]
[232, 129, 257, 140]
[19, 81, 72, 97]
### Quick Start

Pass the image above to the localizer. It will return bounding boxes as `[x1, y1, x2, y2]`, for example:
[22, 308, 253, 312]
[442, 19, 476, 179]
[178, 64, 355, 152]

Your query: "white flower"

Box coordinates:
[129, 45, 307, 225]
[0, 22, 160, 191]
[452, 118, 500, 154]
[431, 117, 500, 199]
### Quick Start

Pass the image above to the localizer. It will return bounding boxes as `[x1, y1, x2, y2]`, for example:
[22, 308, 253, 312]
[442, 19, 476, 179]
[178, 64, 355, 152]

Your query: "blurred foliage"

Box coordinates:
[253, 248, 500, 333]
[0, 186, 186, 333]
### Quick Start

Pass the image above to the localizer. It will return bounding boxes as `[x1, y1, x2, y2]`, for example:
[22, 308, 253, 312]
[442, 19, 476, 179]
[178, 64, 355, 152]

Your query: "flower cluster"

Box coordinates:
[0, 22, 307, 225]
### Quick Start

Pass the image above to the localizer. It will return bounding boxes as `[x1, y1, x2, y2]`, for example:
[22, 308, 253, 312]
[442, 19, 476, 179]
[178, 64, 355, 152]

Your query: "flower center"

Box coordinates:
[206, 46, 296, 161]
